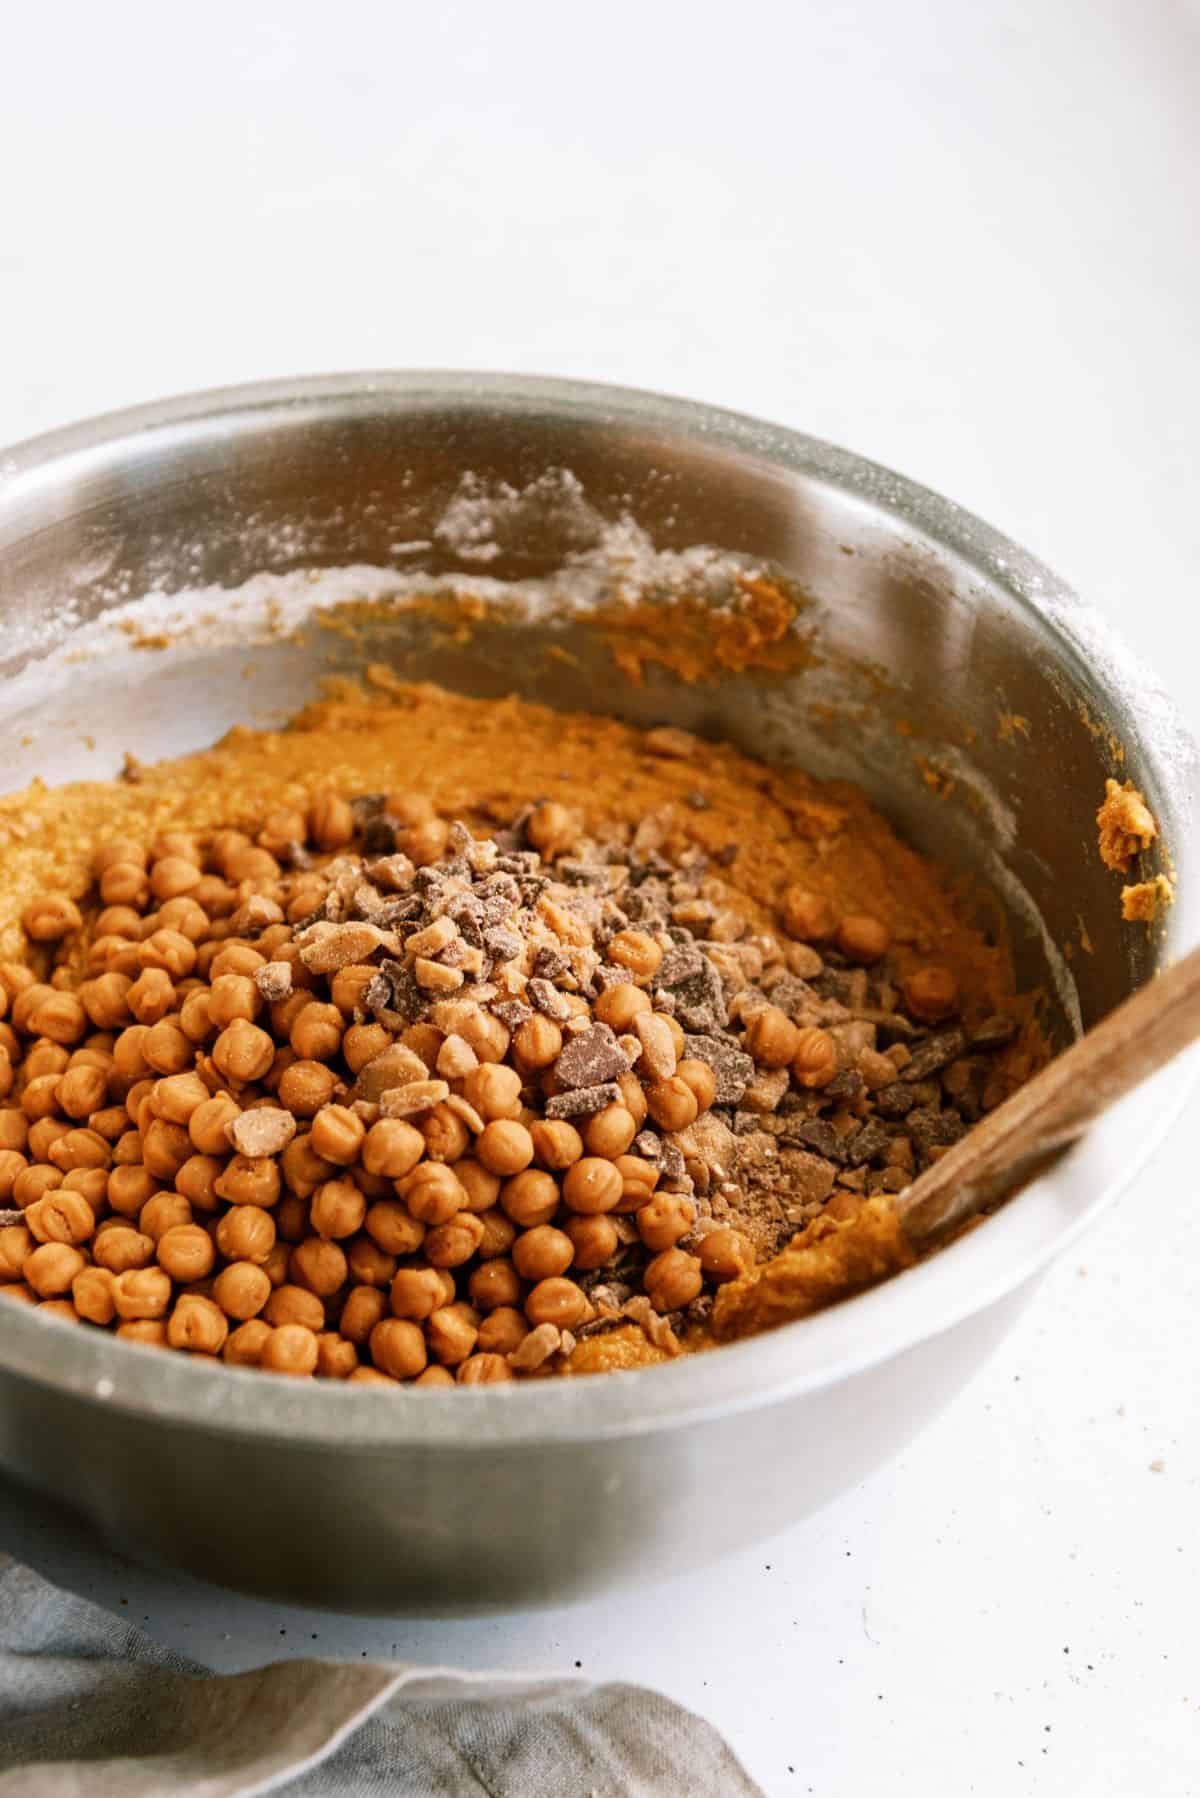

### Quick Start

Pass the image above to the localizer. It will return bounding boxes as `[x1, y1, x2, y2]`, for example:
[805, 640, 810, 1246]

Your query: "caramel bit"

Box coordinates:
[1096, 778, 1157, 873]
[1120, 876, 1174, 924]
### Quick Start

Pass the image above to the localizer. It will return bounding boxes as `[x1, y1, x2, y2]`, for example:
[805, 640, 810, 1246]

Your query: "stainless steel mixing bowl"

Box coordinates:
[0, 373, 1192, 1613]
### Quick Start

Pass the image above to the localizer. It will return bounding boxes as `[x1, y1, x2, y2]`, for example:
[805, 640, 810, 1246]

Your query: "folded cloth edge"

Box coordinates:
[0, 1557, 765, 1798]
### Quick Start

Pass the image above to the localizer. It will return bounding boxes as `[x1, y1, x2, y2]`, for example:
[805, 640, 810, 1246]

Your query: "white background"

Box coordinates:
[2, 2, 1199, 1791]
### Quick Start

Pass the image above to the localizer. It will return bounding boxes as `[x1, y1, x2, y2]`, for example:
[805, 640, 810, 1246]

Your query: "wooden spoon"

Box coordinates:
[711, 945, 1200, 1341]
[896, 941, 1200, 1249]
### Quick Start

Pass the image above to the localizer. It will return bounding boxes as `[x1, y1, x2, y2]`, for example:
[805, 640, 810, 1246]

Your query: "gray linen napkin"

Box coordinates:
[0, 1557, 762, 1796]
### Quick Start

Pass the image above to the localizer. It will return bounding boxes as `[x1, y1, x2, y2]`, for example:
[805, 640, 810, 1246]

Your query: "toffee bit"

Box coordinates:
[379, 1078, 451, 1118]
[254, 961, 293, 1003]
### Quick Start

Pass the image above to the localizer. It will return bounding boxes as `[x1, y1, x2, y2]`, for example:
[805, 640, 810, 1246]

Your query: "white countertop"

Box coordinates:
[3, 3, 1199, 1790]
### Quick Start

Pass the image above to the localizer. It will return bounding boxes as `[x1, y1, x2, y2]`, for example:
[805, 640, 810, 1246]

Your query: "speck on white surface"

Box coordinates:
[2, 3, 1199, 1793]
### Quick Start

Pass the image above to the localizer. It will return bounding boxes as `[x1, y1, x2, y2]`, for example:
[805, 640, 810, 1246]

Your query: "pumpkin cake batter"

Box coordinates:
[0, 680, 1040, 1381]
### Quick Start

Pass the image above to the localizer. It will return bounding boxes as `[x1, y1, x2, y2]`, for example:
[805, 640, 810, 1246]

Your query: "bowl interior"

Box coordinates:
[0, 371, 1193, 1447]
[1, 375, 1186, 1040]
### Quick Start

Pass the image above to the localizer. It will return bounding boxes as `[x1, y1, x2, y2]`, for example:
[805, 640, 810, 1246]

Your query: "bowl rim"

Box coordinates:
[1, 368, 1196, 1449]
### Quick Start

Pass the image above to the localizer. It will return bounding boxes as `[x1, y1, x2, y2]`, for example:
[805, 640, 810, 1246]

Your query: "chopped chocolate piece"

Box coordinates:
[349, 792, 387, 827]
[655, 943, 728, 1027]
[379, 959, 426, 1024]
[623, 884, 672, 927]
[970, 1013, 1020, 1050]
[374, 897, 425, 933]
[681, 1033, 754, 1106]
[557, 860, 609, 886]
[905, 1079, 942, 1108]
[907, 1106, 967, 1160]
[446, 891, 483, 922]
[361, 817, 397, 856]
[590, 963, 629, 992]
[545, 1081, 624, 1119]
[762, 974, 817, 1018]
[811, 968, 868, 1007]
[678, 1005, 721, 1034]
[362, 972, 394, 1017]
[658, 1138, 686, 1179]
[533, 945, 570, 981]
[492, 999, 533, 1030]
[554, 1022, 630, 1090]
[857, 1007, 920, 1042]
[873, 1082, 917, 1119]
[792, 1119, 848, 1163]
[824, 1070, 866, 1104]
[484, 926, 523, 962]
[900, 1029, 968, 1081]
[528, 977, 571, 1021]
[443, 899, 485, 949]
[633, 1131, 662, 1163]
[480, 871, 521, 905]
[840, 1118, 892, 1167]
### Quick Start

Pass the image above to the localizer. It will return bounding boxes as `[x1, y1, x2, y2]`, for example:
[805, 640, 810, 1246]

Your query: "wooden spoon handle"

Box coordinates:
[894, 943, 1200, 1248]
